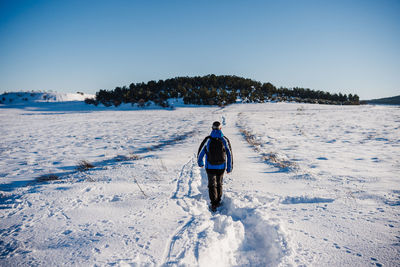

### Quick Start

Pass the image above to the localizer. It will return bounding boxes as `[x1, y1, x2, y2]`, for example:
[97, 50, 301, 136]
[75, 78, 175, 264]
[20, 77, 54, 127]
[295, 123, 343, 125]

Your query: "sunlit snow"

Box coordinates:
[1, 99, 399, 266]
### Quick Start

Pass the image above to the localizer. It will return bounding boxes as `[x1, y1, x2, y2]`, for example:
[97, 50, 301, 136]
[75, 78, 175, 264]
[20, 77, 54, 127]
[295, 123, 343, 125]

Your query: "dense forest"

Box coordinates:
[85, 74, 360, 107]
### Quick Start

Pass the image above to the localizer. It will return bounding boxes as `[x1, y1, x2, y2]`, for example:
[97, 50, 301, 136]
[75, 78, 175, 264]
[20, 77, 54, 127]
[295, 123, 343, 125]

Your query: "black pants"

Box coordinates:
[206, 169, 224, 206]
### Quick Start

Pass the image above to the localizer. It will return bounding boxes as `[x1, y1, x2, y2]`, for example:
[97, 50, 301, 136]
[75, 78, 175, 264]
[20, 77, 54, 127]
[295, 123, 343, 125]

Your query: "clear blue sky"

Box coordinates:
[0, 0, 399, 99]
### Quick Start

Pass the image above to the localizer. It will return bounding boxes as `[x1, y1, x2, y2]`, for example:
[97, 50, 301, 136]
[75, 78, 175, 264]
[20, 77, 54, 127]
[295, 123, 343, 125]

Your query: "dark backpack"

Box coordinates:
[207, 137, 226, 165]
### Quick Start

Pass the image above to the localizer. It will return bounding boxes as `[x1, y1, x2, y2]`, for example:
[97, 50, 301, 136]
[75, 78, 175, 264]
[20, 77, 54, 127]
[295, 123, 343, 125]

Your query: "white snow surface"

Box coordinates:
[0, 101, 399, 266]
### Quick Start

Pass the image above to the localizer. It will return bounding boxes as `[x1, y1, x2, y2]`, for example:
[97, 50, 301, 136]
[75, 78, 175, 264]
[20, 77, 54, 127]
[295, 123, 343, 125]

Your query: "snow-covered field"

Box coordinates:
[0, 101, 399, 266]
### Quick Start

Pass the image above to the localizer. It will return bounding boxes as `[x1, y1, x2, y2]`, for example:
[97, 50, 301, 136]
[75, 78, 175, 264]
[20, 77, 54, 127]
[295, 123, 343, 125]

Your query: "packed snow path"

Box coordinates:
[1, 103, 399, 266]
[161, 110, 288, 266]
[163, 156, 287, 266]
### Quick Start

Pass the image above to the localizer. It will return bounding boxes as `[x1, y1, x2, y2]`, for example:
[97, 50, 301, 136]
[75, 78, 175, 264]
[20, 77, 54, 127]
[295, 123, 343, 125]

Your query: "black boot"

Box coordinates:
[211, 203, 217, 212]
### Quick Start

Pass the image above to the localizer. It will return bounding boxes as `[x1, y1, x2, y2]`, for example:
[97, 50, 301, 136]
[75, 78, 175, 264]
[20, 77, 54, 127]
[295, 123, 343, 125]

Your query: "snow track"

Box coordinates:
[164, 155, 287, 266]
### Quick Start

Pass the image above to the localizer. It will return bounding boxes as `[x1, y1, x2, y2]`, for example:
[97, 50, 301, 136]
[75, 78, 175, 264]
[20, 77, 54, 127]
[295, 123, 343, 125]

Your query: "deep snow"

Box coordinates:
[0, 101, 399, 266]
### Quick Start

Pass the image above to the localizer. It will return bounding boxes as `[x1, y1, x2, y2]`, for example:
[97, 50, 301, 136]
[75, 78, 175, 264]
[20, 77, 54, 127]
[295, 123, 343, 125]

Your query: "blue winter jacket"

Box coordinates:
[197, 129, 233, 172]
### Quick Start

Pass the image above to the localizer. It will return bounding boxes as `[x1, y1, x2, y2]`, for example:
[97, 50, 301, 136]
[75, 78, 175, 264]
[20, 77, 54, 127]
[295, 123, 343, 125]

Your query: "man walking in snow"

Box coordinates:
[197, 121, 233, 212]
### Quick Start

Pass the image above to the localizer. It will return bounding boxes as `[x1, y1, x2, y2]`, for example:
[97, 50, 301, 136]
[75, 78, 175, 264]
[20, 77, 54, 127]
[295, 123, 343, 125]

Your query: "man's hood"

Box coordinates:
[210, 129, 224, 138]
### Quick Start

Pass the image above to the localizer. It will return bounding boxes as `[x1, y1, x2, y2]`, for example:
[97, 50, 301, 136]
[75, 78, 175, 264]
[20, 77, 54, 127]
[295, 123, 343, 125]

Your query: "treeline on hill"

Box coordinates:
[85, 74, 360, 107]
[362, 95, 400, 105]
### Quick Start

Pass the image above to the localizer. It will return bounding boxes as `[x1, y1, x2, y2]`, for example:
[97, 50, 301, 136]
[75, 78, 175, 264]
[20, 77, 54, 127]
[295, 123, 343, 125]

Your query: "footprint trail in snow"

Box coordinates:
[164, 155, 288, 266]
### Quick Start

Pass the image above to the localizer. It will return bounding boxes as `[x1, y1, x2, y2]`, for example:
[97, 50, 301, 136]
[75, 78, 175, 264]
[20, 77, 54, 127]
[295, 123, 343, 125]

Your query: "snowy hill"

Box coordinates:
[0, 102, 399, 266]
[0, 91, 94, 105]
